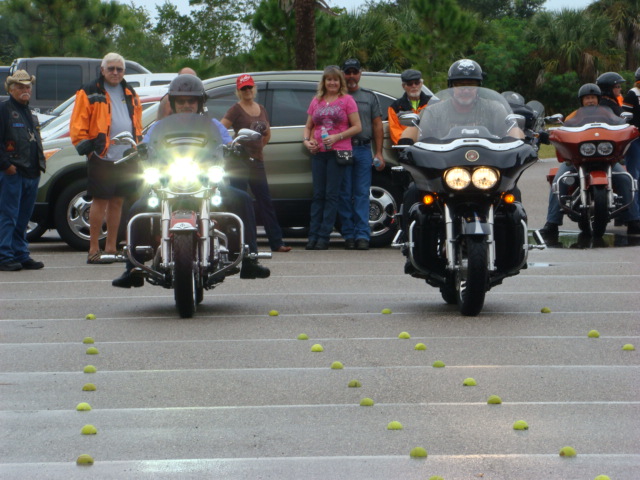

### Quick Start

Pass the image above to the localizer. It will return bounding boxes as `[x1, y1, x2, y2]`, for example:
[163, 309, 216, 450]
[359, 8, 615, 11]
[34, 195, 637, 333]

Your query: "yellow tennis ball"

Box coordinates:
[594, 475, 611, 480]
[82, 383, 96, 391]
[540, 307, 551, 313]
[86, 347, 99, 355]
[83, 365, 97, 373]
[330, 361, 344, 369]
[297, 333, 309, 340]
[360, 397, 374, 406]
[76, 454, 94, 465]
[387, 421, 403, 430]
[429, 477, 445, 480]
[398, 331, 411, 339]
[311, 344, 324, 352]
[348, 380, 361, 388]
[268, 310, 279, 316]
[559, 446, 577, 457]
[85, 314, 96, 320]
[81, 425, 97, 435]
[82, 337, 94, 344]
[462, 377, 477, 386]
[76, 402, 92, 411]
[414, 343, 427, 350]
[487, 395, 502, 404]
[432, 360, 445, 368]
[513, 420, 529, 430]
[622, 344, 635, 351]
[381, 308, 392, 314]
[588, 329, 600, 338]
[409, 446, 427, 458]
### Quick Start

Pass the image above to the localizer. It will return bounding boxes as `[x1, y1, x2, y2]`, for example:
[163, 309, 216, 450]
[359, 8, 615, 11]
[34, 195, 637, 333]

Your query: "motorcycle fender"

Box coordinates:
[461, 215, 491, 235]
[588, 170, 608, 186]
[170, 211, 198, 232]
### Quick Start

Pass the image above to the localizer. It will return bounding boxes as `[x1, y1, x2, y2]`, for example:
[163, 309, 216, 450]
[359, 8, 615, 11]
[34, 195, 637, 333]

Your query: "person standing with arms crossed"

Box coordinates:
[387, 69, 431, 145]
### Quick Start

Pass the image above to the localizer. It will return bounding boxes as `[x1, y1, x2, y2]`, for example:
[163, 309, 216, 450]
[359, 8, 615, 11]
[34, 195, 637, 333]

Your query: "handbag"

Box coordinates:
[335, 150, 354, 166]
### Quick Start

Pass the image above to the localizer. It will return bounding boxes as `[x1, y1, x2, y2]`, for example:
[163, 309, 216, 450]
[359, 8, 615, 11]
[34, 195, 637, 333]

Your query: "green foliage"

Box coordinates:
[459, 0, 545, 20]
[531, 71, 581, 116]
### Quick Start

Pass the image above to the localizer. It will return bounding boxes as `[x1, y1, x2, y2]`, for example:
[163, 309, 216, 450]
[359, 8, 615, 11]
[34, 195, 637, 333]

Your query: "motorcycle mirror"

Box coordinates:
[506, 113, 525, 130]
[399, 113, 420, 127]
[545, 114, 564, 124]
[111, 132, 137, 147]
[235, 128, 262, 142]
[621, 112, 633, 122]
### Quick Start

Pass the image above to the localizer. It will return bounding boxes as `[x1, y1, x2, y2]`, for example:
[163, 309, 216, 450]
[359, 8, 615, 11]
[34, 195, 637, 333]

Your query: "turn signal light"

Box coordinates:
[422, 194, 435, 205]
[503, 193, 516, 204]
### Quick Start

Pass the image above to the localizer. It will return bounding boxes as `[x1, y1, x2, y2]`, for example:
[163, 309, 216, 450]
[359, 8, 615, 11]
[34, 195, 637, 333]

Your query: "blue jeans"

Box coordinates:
[0, 171, 40, 265]
[229, 160, 285, 251]
[339, 145, 372, 241]
[625, 139, 640, 215]
[309, 151, 346, 242]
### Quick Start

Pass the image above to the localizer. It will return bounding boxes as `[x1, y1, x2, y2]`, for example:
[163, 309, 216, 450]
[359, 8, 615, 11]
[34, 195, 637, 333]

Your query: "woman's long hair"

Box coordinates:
[316, 65, 348, 99]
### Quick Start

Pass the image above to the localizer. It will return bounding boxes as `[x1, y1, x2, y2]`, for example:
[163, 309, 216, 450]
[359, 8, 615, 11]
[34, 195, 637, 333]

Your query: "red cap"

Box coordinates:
[237, 74, 255, 89]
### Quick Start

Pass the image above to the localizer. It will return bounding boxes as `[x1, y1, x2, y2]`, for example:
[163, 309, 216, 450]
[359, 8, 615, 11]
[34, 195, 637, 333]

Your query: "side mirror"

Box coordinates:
[399, 113, 420, 127]
[233, 128, 262, 144]
[506, 113, 525, 130]
[545, 113, 564, 124]
[111, 131, 137, 147]
[621, 112, 633, 122]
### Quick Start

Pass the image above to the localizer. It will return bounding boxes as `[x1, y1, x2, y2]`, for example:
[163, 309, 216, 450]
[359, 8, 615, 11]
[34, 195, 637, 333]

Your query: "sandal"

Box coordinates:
[87, 251, 104, 264]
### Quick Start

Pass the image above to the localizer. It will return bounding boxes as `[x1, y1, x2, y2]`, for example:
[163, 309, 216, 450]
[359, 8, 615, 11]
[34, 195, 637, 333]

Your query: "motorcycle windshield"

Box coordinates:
[563, 106, 626, 127]
[418, 87, 517, 142]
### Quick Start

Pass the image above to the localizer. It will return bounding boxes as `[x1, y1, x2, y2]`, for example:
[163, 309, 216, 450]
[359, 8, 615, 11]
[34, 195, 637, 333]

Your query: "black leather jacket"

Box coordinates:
[0, 97, 45, 177]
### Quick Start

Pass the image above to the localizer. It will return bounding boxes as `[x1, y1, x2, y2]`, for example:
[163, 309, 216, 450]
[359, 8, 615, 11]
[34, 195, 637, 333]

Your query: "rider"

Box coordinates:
[112, 74, 270, 288]
[596, 72, 625, 116]
[538, 83, 640, 238]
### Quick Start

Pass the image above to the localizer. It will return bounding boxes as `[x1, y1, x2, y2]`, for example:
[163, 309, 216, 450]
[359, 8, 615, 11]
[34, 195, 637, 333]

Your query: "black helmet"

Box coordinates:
[502, 91, 525, 106]
[577, 83, 601, 103]
[447, 59, 483, 87]
[635, 67, 640, 81]
[168, 74, 207, 113]
[595, 72, 625, 97]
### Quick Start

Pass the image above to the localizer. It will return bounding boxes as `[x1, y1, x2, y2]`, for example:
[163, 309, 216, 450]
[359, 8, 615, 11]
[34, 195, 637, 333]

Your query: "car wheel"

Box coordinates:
[368, 173, 401, 248]
[54, 179, 106, 251]
[26, 222, 47, 242]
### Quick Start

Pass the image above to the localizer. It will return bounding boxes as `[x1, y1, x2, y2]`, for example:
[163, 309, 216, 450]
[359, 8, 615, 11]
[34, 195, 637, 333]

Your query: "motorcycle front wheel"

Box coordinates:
[173, 233, 196, 318]
[456, 237, 488, 316]
[591, 186, 608, 238]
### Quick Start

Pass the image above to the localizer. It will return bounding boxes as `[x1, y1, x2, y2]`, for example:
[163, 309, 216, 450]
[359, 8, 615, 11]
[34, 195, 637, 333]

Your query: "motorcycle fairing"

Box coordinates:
[588, 170, 609, 186]
[170, 210, 198, 232]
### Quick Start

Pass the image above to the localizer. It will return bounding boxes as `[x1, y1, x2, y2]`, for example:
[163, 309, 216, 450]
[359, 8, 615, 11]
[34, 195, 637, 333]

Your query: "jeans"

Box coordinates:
[339, 145, 372, 241]
[625, 139, 640, 215]
[309, 151, 346, 242]
[229, 159, 284, 251]
[0, 171, 39, 265]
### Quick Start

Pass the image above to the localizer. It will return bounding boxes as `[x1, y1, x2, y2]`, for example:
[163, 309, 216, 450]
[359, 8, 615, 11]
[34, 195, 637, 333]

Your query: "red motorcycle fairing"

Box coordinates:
[588, 170, 609, 186]
[170, 211, 198, 231]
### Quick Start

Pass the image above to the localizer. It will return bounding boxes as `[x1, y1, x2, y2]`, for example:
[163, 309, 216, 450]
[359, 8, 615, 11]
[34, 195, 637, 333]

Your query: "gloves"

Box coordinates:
[398, 138, 414, 146]
[75, 139, 95, 156]
[538, 131, 550, 145]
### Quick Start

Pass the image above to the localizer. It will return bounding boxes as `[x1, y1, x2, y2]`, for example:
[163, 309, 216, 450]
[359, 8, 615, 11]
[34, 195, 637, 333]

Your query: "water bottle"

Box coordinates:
[373, 157, 382, 168]
[321, 126, 331, 150]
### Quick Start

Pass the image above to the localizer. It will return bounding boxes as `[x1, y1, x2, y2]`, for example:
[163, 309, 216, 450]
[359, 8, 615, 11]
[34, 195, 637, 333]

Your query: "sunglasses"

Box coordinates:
[344, 69, 359, 75]
[240, 86, 253, 91]
[404, 80, 421, 87]
[106, 66, 125, 73]
[174, 98, 198, 105]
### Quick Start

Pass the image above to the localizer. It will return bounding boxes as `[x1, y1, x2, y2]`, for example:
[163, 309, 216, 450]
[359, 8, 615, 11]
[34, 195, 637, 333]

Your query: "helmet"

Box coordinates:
[502, 91, 525, 106]
[595, 72, 625, 97]
[577, 83, 601, 103]
[447, 59, 483, 87]
[168, 74, 207, 113]
[635, 67, 640, 81]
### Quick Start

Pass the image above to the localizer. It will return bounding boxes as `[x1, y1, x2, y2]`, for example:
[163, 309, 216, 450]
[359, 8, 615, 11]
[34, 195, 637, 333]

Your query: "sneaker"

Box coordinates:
[314, 240, 329, 250]
[240, 258, 270, 279]
[0, 262, 22, 272]
[627, 220, 640, 235]
[305, 240, 317, 250]
[344, 238, 356, 250]
[355, 238, 369, 250]
[21, 258, 44, 270]
[112, 270, 144, 288]
[273, 245, 292, 252]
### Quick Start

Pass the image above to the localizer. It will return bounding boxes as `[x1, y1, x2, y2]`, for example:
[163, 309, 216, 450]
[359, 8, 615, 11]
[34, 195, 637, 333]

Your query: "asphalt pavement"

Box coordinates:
[1, 159, 639, 479]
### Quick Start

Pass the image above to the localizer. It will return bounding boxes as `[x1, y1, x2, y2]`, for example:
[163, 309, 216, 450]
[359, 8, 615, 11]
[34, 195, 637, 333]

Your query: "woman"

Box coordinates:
[303, 66, 362, 250]
[221, 74, 291, 253]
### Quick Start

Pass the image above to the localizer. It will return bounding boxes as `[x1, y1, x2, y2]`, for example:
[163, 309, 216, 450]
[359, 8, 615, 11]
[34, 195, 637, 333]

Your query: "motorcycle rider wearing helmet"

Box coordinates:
[622, 67, 640, 222]
[539, 83, 640, 238]
[596, 72, 625, 116]
[112, 74, 270, 288]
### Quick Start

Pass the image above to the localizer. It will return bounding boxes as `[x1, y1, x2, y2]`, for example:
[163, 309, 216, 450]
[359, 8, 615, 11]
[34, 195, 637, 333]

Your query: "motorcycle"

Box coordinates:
[392, 87, 540, 316]
[116, 114, 270, 318]
[546, 106, 639, 237]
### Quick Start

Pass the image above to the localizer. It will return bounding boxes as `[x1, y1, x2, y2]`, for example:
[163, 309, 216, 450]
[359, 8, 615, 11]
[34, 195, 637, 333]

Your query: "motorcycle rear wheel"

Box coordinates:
[456, 237, 488, 316]
[591, 186, 608, 238]
[173, 233, 196, 318]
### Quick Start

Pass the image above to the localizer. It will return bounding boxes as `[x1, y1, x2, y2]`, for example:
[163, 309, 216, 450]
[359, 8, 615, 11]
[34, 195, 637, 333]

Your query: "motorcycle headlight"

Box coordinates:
[579, 142, 596, 156]
[207, 166, 225, 184]
[168, 157, 201, 188]
[444, 168, 471, 190]
[596, 142, 614, 156]
[143, 167, 161, 185]
[211, 192, 222, 207]
[471, 167, 499, 190]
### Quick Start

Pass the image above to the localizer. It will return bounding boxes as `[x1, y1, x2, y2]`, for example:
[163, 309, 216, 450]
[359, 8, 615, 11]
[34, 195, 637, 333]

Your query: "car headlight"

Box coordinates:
[143, 167, 161, 185]
[207, 166, 225, 184]
[471, 167, 499, 190]
[579, 142, 596, 156]
[596, 142, 614, 156]
[444, 168, 471, 190]
[168, 157, 201, 187]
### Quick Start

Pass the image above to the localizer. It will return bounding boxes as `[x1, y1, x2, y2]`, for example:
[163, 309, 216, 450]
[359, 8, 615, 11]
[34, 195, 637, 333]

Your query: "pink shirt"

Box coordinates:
[307, 94, 357, 152]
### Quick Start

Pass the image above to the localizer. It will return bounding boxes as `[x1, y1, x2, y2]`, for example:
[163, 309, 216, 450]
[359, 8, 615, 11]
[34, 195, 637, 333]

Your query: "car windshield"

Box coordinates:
[418, 87, 516, 142]
[563, 105, 627, 127]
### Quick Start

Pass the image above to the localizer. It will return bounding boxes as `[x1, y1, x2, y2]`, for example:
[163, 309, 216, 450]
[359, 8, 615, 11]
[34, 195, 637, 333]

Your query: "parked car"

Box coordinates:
[31, 70, 433, 250]
[124, 73, 177, 88]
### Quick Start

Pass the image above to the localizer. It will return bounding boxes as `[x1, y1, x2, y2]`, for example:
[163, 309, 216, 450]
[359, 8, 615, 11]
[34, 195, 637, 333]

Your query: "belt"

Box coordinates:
[352, 138, 371, 146]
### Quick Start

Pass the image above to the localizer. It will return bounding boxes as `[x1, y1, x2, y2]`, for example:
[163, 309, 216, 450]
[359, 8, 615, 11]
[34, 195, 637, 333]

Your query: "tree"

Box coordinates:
[458, 0, 545, 20]
[587, 0, 640, 70]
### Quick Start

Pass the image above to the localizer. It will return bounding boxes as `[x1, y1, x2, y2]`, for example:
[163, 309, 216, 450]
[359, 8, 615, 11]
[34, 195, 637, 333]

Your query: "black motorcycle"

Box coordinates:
[393, 87, 541, 316]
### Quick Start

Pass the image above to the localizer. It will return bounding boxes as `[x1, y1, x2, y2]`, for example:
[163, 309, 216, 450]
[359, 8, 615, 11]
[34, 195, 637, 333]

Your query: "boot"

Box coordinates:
[240, 258, 270, 279]
[112, 269, 144, 288]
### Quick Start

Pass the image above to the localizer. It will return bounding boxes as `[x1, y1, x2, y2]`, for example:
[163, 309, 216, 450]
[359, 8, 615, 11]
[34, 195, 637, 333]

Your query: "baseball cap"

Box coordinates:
[236, 74, 255, 89]
[5, 70, 36, 92]
[342, 59, 361, 72]
[401, 69, 422, 83]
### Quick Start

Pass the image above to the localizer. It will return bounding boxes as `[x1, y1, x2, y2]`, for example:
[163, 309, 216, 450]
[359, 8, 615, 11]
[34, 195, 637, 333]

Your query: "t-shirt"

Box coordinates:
[307, 94, 358, 152]
[223, 102, 269, 161]
[104, 83, 133, 162]
[350, 87, 381, 142]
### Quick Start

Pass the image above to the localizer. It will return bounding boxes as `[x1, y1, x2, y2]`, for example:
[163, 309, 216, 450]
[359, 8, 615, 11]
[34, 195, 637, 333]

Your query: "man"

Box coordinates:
[622, 67, 640, 222]
[157, 67, 197, 120]
[70, 52, 143, 264]
[387, 68, 431, 145]
[338, 58, 384, 250]
[0, 70, 45, 271]
[112, 74, 269, 288]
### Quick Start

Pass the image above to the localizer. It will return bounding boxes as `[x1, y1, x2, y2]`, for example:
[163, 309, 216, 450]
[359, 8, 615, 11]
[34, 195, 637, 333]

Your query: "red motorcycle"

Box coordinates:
[547, 106, 638, 237]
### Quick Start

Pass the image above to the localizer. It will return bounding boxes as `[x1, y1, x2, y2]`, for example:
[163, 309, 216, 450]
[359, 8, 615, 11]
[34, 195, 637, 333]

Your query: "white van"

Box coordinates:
[124, 73, 177, 88]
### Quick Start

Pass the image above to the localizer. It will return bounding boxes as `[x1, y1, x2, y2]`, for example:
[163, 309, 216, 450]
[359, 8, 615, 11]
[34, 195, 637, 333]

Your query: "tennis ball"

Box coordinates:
[387, 421, 403, 430]
[588, 329, 600, 338]
[593, 476, 611, 480]
[82, 383, 96, 392]
[360, 397, 374, 406]
[540, 307, 551, 313]
[86, 347, 99, 355]
[348, 380, 361, 388]
[76, 454, 94, 465]
[85, 314, 96, 320]
[82, 337, 94, 344]
[559, 446, 577, 457]
[83, 365, 97, 373]
[429, 477, 444, 480]
[268, 310, 279, 316]
[297, 333, 309, 340]
[381, 308, 392, 314]
[330, 361, 344, 369]
[462, 377, 477, 386]
[513, 420, 529, 430]
[311, 344, 324, 352]
[487, 395, 502, 404]
[409, 446, 427, 458]
[414, 343, 427, 350]
[623, 344, 635, 351]
[398, 331, 411, 339]
[81, 425, 97, 435]
[76, 402, 92, 411]
[432, 360, 445, 368]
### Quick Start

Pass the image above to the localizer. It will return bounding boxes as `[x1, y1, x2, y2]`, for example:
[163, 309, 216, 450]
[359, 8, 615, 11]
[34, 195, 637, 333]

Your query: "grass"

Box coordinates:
[538, 143, 556, 160]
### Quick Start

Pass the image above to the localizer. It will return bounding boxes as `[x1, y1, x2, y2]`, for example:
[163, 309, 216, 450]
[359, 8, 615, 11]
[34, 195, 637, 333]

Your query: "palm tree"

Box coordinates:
[588, 0, 640, 70]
